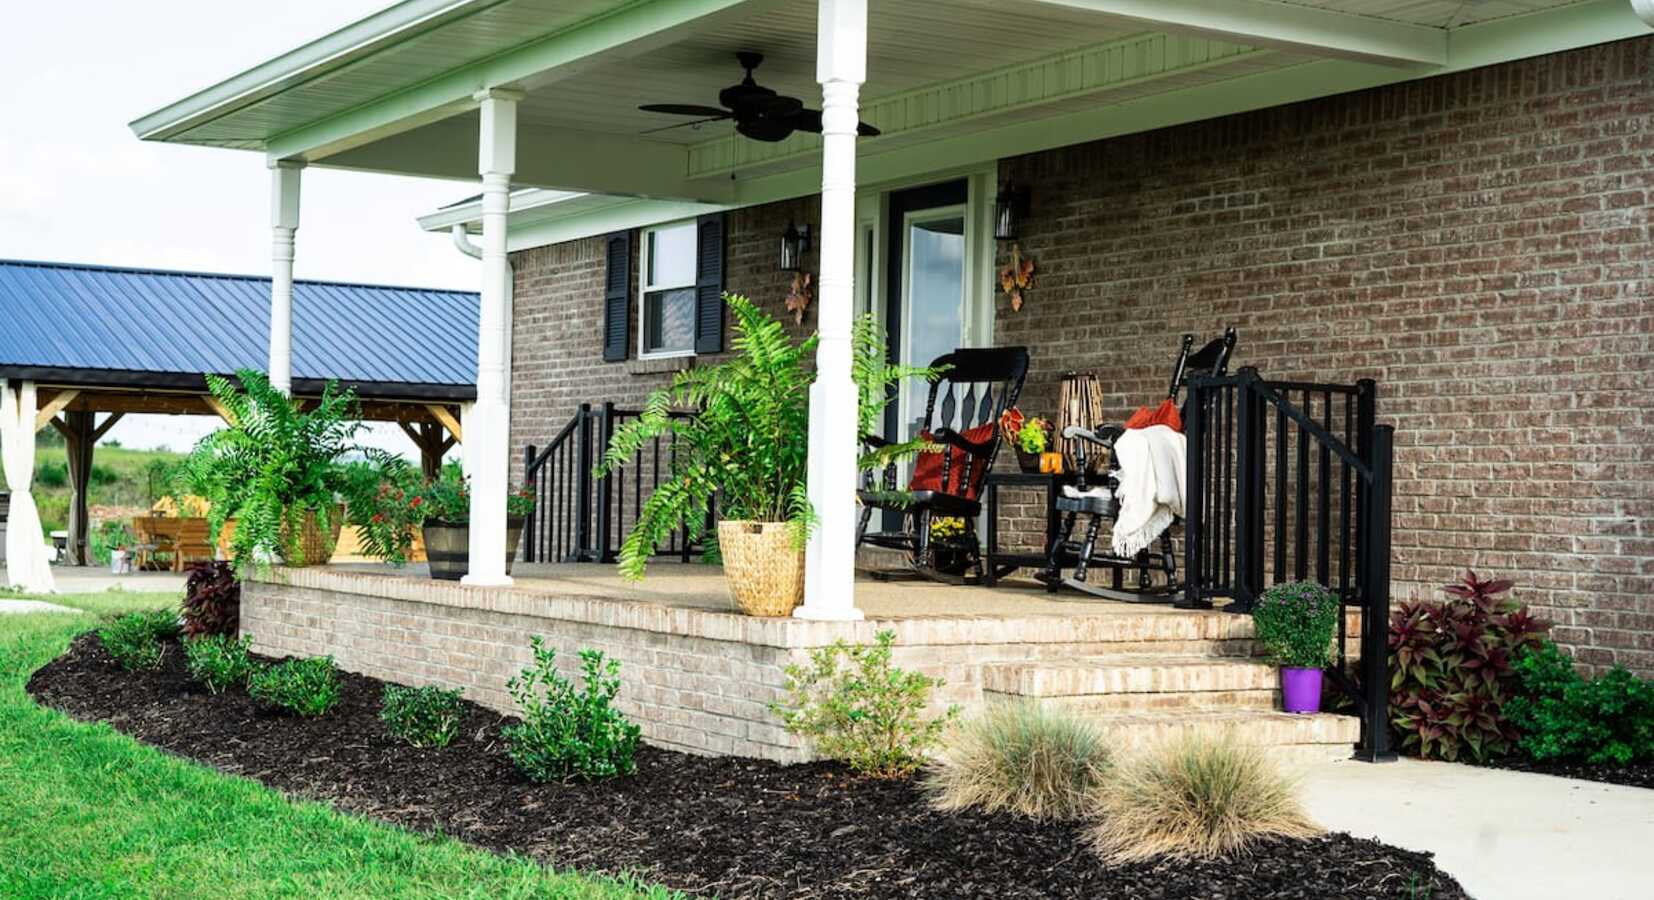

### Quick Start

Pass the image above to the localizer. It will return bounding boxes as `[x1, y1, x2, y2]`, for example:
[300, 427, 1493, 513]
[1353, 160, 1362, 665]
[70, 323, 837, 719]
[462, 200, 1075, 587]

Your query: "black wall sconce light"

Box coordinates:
[778, 221, 811, 271]
[994, 181, 1030, 242]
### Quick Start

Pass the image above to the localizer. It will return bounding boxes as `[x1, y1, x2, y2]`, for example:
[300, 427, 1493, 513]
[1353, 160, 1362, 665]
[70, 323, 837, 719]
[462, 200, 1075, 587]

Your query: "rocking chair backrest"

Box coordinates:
[920, 346, 1031, 500]
[1166, 327, 1237, 402]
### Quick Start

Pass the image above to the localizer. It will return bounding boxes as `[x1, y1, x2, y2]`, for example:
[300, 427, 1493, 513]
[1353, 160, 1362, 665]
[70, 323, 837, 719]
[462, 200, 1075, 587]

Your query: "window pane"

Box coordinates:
[647, 222, 697, 288]
[644, 288, 696, 354]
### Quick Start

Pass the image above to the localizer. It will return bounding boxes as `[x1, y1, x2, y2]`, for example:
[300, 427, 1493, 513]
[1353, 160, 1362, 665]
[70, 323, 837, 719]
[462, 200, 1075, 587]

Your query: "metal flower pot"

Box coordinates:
[421, 518, 524, 581]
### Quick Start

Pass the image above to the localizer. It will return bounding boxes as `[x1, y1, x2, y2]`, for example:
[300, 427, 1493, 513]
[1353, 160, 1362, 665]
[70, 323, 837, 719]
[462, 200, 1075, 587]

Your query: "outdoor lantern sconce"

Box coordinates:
[994, 182, 1030, 241]
[778, 221, 811, 272]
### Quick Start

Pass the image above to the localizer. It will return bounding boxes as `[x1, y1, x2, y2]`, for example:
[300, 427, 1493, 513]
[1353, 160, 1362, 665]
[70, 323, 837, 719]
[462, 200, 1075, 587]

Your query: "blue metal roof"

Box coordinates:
[0, 259, 477, 399]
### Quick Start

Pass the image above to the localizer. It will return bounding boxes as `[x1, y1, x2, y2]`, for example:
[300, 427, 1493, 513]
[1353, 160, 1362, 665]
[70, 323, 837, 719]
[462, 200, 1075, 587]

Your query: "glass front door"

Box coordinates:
[884, 179, 971, 443]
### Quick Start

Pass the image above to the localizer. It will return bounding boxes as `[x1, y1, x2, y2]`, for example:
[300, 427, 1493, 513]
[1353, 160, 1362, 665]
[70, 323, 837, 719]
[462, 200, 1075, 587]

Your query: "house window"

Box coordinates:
[640, 220, 698, 357]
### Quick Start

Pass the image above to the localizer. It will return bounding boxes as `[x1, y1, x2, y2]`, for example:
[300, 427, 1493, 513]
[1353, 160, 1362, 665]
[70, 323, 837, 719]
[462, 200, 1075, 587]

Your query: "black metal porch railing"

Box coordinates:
[521, 402, 710, 565]
[1184, 367, 1396, 762]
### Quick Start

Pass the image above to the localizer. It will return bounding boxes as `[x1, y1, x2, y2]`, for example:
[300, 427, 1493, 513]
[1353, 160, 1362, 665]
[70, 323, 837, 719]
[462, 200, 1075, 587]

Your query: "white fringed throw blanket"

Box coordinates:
[1109, 424, 1186, 558]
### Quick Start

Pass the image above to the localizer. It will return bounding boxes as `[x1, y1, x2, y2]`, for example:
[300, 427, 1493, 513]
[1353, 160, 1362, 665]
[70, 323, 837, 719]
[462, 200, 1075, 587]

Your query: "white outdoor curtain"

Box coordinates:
[1, 379, 56, 593]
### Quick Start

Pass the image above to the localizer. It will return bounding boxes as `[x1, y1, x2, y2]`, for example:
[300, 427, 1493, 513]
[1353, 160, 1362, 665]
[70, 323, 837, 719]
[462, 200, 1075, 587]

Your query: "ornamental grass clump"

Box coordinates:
[503, 637, 641, 781]
[1252, 581, 1340, 669]
[98, 609, 181, 671]
[381, 683, 467, 749]
[248, 656, 341, 717]
[771, 629, 959, 778]
[183, 634, 255, 694]
[1089, 731, 1320, 863]
[924, 700, 1111, 820]
[1388, 570, 1549, 762]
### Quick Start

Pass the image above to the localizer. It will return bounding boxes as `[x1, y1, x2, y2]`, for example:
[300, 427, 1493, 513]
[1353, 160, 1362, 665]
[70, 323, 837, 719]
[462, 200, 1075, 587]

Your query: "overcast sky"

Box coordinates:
[2, 1, 476, 454]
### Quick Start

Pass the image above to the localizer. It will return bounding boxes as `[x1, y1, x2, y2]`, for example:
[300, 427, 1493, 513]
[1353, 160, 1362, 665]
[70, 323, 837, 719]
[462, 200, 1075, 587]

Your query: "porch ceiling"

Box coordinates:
[134, 0, 1641, 207]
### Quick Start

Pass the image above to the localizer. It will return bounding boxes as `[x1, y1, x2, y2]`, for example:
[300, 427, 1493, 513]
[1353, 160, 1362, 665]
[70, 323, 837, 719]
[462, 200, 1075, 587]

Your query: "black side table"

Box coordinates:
[982, 470, 1065, 585]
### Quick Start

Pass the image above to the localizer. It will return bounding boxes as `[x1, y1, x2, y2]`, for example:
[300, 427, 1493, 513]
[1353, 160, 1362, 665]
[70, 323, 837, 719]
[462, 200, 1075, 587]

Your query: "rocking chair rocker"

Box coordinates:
[1036, 328, 1236, 605]
[856, 347, 1030, 584]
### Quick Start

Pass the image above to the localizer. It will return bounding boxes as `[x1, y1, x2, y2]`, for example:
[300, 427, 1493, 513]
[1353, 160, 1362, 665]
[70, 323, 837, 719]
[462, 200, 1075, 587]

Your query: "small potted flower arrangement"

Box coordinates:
[1251, 580, 1341, 713]
[411, 466, 535, 581]
[999, 407, 1057, 473]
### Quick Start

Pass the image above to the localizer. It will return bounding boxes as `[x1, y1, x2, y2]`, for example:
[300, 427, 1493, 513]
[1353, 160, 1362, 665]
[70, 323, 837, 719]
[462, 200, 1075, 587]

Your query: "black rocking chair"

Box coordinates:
[1036, 328, 1236, 605]
[857, 347, 1030, 584]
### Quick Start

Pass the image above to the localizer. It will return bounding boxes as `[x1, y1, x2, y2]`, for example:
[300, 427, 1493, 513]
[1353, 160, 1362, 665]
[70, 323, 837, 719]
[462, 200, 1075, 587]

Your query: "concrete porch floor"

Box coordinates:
[328, 560, 1224, 620]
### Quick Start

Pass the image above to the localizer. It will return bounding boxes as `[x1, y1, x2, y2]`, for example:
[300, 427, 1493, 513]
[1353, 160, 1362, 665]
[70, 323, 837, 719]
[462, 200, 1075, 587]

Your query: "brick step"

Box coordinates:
[1091, 709, 1361, 762]
[1014, 689, 1280, 713]
[983, 656, 1278, 697]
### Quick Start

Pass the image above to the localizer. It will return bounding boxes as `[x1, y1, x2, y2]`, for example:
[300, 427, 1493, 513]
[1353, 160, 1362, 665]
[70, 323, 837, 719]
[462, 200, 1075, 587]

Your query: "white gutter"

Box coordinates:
[448, 225, 509, 481]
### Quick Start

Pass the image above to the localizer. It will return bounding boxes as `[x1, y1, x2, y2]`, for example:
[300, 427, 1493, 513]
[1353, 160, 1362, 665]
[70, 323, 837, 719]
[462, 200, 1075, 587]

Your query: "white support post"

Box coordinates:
[269, 160, 304, 395]
[462, 88, 522, 587]
[797, 0, 866, 621]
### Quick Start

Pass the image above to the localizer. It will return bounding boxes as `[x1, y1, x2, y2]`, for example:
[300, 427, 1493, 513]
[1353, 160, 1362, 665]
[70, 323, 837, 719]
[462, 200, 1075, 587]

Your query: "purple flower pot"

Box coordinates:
[1280, 666, 1323, 714]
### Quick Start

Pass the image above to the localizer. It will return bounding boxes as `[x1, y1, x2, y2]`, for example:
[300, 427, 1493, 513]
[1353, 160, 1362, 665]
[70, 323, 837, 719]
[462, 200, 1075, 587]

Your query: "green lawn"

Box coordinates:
[0, 592, 678, 900]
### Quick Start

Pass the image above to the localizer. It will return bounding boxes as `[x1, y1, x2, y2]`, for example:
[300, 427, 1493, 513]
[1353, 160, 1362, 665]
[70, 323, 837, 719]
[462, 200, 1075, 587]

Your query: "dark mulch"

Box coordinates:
[29, 634, 1468, 900]
[1478, 755, 1654, 790]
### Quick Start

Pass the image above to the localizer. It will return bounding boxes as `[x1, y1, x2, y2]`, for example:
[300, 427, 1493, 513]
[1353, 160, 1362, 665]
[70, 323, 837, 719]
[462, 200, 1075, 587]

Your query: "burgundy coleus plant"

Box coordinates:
[1388, 570, 1549, 763]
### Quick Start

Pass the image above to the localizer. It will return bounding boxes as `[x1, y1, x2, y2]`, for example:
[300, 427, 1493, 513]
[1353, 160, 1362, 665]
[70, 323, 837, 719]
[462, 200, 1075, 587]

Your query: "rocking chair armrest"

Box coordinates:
[861, 434, 894, 450]
[1062, 424, 1125, 447]
[930, 427, 994, 459]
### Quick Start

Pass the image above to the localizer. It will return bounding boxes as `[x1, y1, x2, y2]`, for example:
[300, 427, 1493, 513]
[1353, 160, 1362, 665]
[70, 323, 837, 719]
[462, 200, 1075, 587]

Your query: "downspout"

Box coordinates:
[450, 224, 513, 480]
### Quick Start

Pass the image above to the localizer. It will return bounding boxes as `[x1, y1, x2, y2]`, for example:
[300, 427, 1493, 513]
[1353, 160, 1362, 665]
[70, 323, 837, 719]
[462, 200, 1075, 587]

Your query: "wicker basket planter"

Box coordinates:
[717, 520, 804, 617]
[277, 507, 344, 567]
[420, 518, 524, 582]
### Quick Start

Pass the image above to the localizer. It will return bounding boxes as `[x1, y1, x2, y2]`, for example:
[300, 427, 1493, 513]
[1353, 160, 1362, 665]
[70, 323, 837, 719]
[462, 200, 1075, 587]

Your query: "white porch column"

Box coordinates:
[1, 380, 56, 594]
[462, 88, 521, 587]
[268, 160, 303, 394]
[797, 0, 866, 621]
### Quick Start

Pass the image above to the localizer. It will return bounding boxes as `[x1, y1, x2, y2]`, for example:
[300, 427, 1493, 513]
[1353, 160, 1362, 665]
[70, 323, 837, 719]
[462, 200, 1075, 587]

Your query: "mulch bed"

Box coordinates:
[1478, 756, 1654, 791]
[29, 634, 1469, 899]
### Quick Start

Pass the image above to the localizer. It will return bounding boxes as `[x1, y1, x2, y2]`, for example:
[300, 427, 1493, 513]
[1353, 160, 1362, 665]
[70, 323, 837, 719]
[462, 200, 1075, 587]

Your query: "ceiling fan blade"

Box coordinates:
[639, 115, 730, 135]
[639, 103, 732, 117]
[792, 109, 882, 137]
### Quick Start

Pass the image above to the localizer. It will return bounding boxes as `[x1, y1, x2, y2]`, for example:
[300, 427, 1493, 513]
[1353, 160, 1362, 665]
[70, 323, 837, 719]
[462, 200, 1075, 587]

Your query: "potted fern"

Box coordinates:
[410, 465, 534, 581]
[177, 369, 358, 575]
[599, 294, 931, 616]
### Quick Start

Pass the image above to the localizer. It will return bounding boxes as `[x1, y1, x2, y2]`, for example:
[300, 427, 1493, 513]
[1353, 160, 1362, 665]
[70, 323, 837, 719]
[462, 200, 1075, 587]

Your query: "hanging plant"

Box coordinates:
[998, 243, 1036, 311]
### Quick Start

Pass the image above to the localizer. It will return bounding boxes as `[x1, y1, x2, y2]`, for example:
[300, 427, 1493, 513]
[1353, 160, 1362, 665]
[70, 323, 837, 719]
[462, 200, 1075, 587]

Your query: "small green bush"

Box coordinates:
[381, 684, 466, 749]
[97, 609, 181, 671]
[503, 637, 641, 781]
[182, 634, 255, 694]
[925, 700, 1111, 820]
[248, 656, 341, 716]
[1505, 642, 1654, 766]
[1252, 580, 1340, 668]
[771, 629, 959, 778]
[35, 462, 67, 488]
[1089, 732, 1320, 863]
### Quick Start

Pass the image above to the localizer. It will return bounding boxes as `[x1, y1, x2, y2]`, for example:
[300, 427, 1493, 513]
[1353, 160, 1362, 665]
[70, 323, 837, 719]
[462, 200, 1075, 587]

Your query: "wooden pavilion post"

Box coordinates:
[52, 409, 124, 567]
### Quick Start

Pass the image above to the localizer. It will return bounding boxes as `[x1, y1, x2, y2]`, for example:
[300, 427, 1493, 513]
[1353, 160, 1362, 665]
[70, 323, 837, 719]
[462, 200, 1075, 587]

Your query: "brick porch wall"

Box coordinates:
[507, 38, 1653, 675]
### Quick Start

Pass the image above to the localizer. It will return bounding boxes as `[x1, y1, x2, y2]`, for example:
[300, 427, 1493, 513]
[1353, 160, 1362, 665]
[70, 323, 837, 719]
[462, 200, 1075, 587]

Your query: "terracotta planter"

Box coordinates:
[420, 518, 525, 581]
[717, 520, 804, 617]
[278, 506, 344, 567]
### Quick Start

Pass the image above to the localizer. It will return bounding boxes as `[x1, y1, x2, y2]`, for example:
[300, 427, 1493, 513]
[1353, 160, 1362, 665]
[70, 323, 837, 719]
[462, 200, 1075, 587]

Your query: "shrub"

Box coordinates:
[248, 656, 341, 716]
[35, 461, 67, 488]
[1505, 642, 1654, 766]
[502, 638, 641, 781]
[97, 609, 181, 671]
[925, 700, 1110, 820]
[1252, 580, 1341, 669]
[183, 634, 255, 694]
[339, 452, 425, 565]
[381, 684, 466, 749]
[771, 629, 959, 778]
[1388, 570, 1548, 763]
[181, 561, 240, 637]
[1088, 731, 1320, 863]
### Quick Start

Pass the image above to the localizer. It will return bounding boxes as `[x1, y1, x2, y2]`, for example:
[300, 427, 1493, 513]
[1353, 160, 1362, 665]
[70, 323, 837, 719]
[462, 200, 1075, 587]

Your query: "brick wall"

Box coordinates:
[508, 38, 1654, 675]
[996, 38, 1654, 675]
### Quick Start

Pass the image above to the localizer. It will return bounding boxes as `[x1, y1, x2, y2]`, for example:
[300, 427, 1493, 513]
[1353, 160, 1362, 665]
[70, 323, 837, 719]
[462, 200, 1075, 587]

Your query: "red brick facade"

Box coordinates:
[511, 38, 1654, 675]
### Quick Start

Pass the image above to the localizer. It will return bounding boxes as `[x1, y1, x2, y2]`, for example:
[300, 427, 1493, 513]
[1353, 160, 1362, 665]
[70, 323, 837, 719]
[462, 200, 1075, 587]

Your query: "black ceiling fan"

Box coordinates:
[638, 51, 880, 143]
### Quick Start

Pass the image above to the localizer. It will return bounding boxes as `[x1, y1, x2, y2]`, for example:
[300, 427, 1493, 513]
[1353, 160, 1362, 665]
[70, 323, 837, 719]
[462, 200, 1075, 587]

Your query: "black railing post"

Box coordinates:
[1180, 377, 1210, 609]
[1353, 379, 1376, 591]
[1231, 369, 1267, 612]
[523, 444, 538, 563]
[575, 403, 594, 561]
[596, 401, 617, 563]
[1354, 423, 1397, 762]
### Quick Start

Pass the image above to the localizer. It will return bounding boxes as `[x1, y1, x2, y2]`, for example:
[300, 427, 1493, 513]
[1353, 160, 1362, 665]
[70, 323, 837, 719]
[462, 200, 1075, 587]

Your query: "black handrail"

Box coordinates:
[522, 402, 709, 565]
[1186, 367, 1396, 762]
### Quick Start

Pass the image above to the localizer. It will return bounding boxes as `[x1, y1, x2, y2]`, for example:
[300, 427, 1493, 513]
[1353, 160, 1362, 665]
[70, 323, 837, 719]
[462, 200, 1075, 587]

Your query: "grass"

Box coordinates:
[924, 700, 1111, 821]
[29, 441, 188, 535]
[0, 591, 681, 899]
[1088, 730, 1321, 863]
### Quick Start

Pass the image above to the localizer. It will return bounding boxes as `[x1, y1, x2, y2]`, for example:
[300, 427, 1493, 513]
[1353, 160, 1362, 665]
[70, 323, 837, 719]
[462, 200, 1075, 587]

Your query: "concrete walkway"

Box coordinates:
[1300, 756, 1654, 900]
[0, 567, 187, 596]
[0, 598, 83, 615]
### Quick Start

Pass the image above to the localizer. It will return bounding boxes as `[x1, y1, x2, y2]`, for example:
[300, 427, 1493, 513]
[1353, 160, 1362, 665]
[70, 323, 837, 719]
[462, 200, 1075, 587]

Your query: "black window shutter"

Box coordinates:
[602, 231, 631, 362]
[694, 213, 726, 354]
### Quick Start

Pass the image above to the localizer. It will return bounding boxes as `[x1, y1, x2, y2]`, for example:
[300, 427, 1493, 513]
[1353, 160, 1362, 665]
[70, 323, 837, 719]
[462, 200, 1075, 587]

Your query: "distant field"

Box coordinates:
[27, 439, 189, 535]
